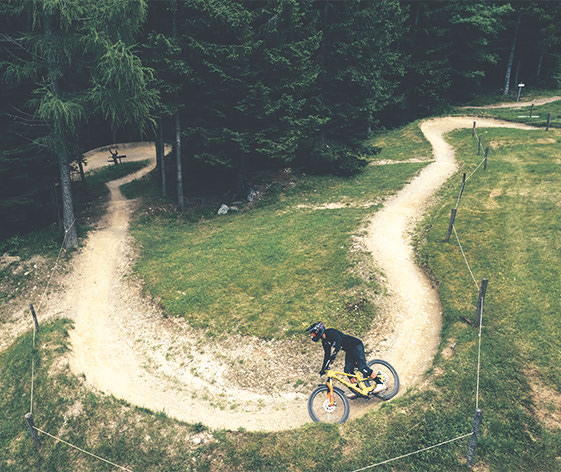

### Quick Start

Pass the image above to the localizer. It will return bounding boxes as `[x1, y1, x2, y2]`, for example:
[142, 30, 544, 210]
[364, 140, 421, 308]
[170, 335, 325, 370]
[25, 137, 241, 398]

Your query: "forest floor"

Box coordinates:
[1, 116, 537, 433]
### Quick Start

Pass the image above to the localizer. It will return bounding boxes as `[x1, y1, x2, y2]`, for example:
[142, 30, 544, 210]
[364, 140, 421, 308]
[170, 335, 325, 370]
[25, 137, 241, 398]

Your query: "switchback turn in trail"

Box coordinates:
[50, 118, 535, 431]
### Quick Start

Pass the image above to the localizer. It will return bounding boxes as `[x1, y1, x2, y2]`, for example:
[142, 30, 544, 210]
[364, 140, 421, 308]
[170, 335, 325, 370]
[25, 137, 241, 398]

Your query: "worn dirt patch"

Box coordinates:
[530, 378, 561, 430]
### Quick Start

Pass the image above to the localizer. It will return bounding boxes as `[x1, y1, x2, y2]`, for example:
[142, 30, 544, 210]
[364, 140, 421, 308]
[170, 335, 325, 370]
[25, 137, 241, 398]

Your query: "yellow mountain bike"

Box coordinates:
[307, 359, 399, 423]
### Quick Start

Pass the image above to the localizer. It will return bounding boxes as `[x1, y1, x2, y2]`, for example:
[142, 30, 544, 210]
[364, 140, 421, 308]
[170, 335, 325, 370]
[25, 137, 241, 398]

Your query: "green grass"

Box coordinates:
[3, 108, 561, 471]
[459, 88, 561, 107]
[456, 93, 561, 129]
[412, 126, 561, 469]
[129, 128, 430, 339]
[366, 119, 434, 162]
[120, 167, 162, 200]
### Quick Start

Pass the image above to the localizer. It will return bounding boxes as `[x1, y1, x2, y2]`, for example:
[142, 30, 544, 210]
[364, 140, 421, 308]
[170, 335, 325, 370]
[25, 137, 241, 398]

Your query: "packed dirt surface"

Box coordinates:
[6, 116, 536, 432]
[461, 95, 561, 109]
[362, 117, 536, 393]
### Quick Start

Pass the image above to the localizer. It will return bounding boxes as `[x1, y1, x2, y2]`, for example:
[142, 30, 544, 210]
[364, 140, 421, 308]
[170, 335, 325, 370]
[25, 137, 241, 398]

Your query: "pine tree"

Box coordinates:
[1, 0, 156, 247]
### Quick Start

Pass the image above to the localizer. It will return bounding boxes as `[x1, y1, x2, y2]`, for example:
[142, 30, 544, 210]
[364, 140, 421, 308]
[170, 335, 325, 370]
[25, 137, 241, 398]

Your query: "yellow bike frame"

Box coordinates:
[325, 369, 376, 397]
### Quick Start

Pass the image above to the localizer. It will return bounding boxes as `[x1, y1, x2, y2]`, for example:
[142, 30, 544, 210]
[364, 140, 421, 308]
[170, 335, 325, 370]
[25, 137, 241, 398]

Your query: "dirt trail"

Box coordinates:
[461, 95, 561, 109]
[55, 117, 536, 432]
[361, 117, 536, 394]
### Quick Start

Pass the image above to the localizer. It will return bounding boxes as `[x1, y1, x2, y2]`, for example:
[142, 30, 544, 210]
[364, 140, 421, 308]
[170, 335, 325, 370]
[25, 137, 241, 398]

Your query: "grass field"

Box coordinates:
[126, 122, 431, 339]
[2, 108, 561, 471]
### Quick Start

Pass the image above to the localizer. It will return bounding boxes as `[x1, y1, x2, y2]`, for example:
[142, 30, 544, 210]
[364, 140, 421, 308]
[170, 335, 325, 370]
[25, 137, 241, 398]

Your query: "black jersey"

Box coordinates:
[321, 328, 363, 370]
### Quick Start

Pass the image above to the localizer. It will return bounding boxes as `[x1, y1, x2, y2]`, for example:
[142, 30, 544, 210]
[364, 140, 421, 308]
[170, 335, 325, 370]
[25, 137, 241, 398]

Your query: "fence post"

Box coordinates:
[29, 304, 39, 332]
[24, 413, 41, 448]
[483, 147, 489, 170]
[458, 172, 466, 202]
[529, 103, 534, 118]
[475, 278, 488, 327]
[467, 408, 483, 467]
[444, 208, 457, 242]
[546, 113, 551, 131]
[472, 121, 476, 137]
[477, 136, 482, 155]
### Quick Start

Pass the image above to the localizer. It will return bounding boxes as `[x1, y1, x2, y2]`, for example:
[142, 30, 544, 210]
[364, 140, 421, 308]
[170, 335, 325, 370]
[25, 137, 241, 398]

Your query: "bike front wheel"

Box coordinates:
[307, 385, 350, 423]
[366, 359, 399, 400]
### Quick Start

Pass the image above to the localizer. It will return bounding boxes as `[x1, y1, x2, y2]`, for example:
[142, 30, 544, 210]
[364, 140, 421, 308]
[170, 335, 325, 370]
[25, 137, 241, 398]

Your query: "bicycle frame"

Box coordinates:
[325, 369, 373, 397]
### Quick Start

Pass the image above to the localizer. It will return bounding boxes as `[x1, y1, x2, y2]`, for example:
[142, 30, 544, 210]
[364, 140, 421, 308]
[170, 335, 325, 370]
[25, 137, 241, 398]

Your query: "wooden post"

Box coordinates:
[444, 208, 457, 242]
[477, 136, 482, 155]
[24, 413, 41, 447]
[467, 409, 483, 467]
[29, 304, 39, 332]
[529, 103, 534, 118]
[546, 113, 551, 131]
[484, 147, 489, 170]
[458, 173, 466, 202]
[472, 121, 476, 137]
[475, 278, 488, 327]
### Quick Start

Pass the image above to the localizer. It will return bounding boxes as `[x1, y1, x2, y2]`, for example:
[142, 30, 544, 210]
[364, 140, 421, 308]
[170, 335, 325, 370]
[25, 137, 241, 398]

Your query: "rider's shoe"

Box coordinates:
[346, 392, 358, 399]
[372, 383, 387, 394]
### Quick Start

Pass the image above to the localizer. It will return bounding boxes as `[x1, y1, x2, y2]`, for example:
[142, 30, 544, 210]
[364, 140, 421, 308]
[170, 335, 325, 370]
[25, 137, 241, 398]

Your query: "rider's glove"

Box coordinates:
[319, 368, 326, 376]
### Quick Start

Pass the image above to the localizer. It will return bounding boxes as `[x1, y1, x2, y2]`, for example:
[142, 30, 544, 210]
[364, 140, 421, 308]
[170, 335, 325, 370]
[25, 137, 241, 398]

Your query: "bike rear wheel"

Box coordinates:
[307, 385, 350, 423]
[366, 359, 399, 400]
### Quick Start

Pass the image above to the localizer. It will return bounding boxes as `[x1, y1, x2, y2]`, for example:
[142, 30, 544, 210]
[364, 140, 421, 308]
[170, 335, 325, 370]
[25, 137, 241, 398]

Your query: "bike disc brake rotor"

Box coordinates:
[322, 398, 337, 413]
[377, 371, 389, 383]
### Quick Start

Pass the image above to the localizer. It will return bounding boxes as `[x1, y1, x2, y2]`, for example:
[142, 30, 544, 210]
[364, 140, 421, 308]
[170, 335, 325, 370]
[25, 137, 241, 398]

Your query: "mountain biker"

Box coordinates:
[306, 321, 386, 398]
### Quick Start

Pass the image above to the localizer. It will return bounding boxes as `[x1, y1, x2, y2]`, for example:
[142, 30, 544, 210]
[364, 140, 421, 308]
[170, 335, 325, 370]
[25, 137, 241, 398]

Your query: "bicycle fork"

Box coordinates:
[326, 379, 335, 406]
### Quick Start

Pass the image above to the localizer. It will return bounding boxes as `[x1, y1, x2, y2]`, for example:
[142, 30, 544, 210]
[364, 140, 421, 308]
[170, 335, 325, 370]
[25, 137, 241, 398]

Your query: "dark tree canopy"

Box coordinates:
[2, 0, 561, 238]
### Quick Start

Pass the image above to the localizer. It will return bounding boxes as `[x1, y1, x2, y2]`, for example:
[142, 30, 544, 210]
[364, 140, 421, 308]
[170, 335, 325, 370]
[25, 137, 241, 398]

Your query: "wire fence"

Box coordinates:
[22, 125, 495, 470]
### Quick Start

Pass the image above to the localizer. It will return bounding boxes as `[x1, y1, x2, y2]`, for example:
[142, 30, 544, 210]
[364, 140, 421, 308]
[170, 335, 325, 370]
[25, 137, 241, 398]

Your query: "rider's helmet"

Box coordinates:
[306, 321, 325, 342]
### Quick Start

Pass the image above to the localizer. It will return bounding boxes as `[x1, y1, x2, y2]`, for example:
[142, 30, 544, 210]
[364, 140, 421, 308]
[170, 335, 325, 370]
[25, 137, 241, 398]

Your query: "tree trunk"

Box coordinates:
[154, 121, 162, 173]
[44, 11, 78, 248]
[52, 183, 62, 231]
[514, 59, 520, 89]
[57, 149, 78, 248]
[503, 13, 521, 96]
[412, 2, 421, 36]
[171, 1, 183, 209]
[77, 156, 88, 197]
[536, 54, 543, 80]
[159, 116, 166, 197]
[175, 111, 184, 210]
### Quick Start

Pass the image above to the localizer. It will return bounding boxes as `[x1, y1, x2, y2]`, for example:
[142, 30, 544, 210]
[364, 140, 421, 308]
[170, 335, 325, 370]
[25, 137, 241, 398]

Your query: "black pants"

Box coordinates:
[344, 343, 373, 378]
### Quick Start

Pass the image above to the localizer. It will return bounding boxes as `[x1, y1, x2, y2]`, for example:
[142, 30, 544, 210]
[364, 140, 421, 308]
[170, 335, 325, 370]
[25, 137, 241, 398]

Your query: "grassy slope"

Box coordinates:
[456, 91, 561, 129]
[3, 111, 561, 471]
[126, 123, 431, 339]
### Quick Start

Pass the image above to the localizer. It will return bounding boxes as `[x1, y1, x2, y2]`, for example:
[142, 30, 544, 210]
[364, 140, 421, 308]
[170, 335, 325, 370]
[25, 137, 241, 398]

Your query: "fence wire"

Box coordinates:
[28, 219, 76, 416]
[36, 218, 75, 313]
[475, 298, 484, 410]
[452, 225, 479, 291]
[350, 433, 473, 472]
[34, 426, 135, 472]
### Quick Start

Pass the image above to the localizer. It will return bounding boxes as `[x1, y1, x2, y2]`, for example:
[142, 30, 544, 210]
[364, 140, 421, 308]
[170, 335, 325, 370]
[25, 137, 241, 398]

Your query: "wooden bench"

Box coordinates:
[107, 149, 127, 165]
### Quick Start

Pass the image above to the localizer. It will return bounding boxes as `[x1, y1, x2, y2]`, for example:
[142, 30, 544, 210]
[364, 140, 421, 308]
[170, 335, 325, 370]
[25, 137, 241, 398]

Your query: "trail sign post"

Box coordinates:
[516, 83, 525, 102]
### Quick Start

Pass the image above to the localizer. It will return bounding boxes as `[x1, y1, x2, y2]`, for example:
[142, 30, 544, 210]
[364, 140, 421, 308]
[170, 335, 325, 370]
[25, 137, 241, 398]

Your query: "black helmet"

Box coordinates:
[306, 321, 325, 342]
